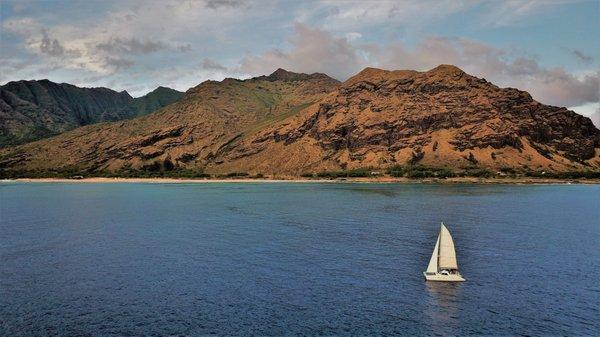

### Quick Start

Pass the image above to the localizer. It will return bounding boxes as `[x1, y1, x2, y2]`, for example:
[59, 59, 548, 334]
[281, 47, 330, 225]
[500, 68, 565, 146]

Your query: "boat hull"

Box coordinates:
[423, 272, 465, 282]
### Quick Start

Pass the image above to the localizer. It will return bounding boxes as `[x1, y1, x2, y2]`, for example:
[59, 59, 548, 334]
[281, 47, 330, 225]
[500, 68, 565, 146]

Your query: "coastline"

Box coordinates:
[5, 177, 600, 184]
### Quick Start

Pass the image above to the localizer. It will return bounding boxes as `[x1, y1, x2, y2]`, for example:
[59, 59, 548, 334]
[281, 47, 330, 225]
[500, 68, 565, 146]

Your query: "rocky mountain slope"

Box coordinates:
[0, 69, 340, 174]
[215, 65, 600, 175]
[0, 80, 183, 146]
[0, 66, 598, 177]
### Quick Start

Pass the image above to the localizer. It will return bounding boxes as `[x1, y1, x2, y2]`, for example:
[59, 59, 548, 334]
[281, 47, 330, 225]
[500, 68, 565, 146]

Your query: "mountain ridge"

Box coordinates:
[0, 80, 183, 147]
[0, 66, 598, 177]
[210, 66, 599, 175]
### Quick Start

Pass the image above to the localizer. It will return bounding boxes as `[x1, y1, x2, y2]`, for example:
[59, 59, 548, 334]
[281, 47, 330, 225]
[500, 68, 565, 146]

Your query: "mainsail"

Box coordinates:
[438, 223, 458, 270]
[426, 234, 440, 273]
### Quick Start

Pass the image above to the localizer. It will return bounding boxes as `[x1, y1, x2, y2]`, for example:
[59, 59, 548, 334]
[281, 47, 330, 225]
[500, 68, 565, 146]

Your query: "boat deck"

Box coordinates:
[423, 272, 465, 282]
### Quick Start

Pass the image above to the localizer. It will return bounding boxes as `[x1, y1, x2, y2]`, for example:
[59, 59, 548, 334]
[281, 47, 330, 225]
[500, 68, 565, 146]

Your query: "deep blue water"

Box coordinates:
[0, 182, 599, 336]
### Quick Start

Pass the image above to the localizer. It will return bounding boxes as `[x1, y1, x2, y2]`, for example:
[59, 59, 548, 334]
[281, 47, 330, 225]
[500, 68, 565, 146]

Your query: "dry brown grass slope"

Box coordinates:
[212, 65, 600, 175]
[0, 70, 340, 174]
[1, 66, 598, 177]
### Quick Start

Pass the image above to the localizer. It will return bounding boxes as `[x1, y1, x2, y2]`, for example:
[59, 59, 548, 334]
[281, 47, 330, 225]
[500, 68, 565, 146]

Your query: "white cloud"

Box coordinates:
[202, 58, 228, 71]
[1, 0, 265, 77]
[591, 110, 600, 129]
[240, 26, 599, 108]
[345, 32, 362, 42]
[570, 102, 599, 117]
[240, 23, 367, 80]
[573, 103, 600, 128]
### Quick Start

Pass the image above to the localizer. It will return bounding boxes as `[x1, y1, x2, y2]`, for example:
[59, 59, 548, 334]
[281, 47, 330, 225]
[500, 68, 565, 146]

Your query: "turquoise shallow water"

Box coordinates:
[1, 182, 599, 336]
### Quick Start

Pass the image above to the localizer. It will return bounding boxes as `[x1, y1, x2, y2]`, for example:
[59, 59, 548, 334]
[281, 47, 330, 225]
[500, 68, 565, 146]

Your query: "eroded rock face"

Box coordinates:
[0, 66, 598, 176]
[219, 65, 599, 173]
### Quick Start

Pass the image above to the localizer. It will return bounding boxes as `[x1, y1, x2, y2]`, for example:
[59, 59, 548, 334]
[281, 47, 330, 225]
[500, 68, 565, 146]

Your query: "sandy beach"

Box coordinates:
[6, 177, 600, 184]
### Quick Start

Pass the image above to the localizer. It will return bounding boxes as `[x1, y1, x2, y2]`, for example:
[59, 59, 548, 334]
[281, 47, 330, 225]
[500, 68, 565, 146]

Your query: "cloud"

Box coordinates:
[570, 101, 600, 128]
[177, 44, 193, 52]
[345, 32, 362, 42]
[9, 0, 34, 13]
[2, 17, 43, 36]
[240, 23, 367, 80]
[240, 25, 599, 108]
[591, 109, 600, 129]
[96, 37, 166, 54]
[1, 0, 257, 76]
[103, 57, 135, 71]
[22, 28, 82, 60]
[39, 29, 66, 56]
[301, 0, 469, 32]
[202, 58, 227, 71]
[204, 0, 247, 9]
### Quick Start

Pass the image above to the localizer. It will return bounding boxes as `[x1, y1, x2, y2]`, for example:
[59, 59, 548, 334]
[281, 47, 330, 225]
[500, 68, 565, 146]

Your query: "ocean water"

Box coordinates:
[0, 182, 598, 336]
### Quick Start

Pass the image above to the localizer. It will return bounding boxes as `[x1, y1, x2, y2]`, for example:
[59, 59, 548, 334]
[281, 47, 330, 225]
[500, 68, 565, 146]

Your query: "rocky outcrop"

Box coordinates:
[216, 65, 600, 173]
[0, 66, 598, 176]
[254, 68, 335, 83]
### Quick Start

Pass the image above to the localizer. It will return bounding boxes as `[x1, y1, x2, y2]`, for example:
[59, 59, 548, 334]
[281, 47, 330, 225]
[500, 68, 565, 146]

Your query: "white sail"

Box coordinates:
[426, 234, 440, 273]
[438, 223, 458, 270]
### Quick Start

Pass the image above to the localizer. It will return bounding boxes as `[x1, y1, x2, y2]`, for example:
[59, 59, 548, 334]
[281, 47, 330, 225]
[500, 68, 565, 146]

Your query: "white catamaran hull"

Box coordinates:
[423, 272, 465, 282]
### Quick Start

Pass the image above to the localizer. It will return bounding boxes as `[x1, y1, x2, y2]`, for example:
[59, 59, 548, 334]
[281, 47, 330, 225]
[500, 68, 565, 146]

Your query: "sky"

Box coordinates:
[0, 0, 598, 118]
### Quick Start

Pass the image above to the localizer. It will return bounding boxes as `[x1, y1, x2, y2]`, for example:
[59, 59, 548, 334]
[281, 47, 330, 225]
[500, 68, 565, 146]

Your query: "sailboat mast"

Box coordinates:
[437, 222, 443, 271]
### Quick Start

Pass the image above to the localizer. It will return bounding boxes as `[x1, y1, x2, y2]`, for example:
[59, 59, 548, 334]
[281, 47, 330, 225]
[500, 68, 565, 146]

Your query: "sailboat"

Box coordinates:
[423, 222, 465, 282]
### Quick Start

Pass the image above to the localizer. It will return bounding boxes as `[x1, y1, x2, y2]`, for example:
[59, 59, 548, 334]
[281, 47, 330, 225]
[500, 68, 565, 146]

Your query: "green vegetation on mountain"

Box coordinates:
[125, 86, 184, 117]
[0, 80, 183, 147]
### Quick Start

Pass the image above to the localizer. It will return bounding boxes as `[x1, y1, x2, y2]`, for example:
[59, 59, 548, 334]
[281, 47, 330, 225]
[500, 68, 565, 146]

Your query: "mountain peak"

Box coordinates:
[348, 65, 467, 84]
[149, 86, 181, 95]
[266, 68, 307, 81]
[270, 68, 292, 76]
[427, 64, 465, 76]
[260, 68, 338, 83]
[346, 67, 417, 85]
